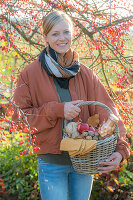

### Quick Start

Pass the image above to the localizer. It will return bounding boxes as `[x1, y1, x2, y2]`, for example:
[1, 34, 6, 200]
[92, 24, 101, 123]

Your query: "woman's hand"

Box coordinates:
[64, 100, 83, 120]
[98, 152, 122, 173]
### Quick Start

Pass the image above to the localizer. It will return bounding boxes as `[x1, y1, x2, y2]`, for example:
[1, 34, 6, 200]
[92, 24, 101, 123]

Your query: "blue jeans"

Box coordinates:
[38, 158, 93, 200]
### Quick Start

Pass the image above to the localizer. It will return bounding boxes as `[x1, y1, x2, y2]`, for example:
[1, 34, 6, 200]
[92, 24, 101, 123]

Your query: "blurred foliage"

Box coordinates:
[91, 159, 133, 200]
[0, 144, 40, 200]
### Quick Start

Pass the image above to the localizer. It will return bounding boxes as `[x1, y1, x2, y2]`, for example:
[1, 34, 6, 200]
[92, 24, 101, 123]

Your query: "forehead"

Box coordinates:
[50, 20, 72, 32]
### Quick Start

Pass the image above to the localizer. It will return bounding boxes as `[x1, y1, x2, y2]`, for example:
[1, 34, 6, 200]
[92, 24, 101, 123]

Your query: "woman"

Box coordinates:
[13, 11, 130, 200]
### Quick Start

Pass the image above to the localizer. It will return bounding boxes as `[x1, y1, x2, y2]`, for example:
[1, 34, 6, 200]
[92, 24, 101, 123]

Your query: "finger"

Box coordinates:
[72, 110, 80, 116]
[66, 104, 81, 113]
[99, 161, 115, 165]
[98, 170, 111, 173]
[99, 156, 115, 165]
[68, 105, 81, 114]
[105, 155, 115, 162]
[73, 106, 81, 113]
[98, 166, 114, 173]
[98, 169, 115, 173]
[69, 112, 79, 119]
[65, 114, 74, 120]
[65, 111, 79, 120]
[66, 116, 73, 120]
[99, 161, 119, 168]
[67, 108, 80, 115]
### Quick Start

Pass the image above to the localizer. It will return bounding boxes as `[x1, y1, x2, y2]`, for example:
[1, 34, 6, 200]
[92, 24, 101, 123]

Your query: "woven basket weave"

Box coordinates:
[64, 101, 119, 175]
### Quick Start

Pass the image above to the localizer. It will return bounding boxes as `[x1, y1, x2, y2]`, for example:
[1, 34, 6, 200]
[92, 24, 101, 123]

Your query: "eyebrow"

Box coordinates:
[52, 29, 70, 33]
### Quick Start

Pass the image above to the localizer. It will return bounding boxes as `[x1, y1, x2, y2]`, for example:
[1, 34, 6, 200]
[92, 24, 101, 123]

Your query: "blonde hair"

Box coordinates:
[42, 11, 73, 35]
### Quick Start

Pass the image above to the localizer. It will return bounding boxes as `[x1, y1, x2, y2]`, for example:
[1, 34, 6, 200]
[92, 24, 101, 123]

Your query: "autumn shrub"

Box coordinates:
[0, 144, 40, 200]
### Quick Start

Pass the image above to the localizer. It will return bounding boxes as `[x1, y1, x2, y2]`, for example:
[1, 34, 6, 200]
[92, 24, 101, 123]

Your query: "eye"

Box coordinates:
[52, 33, 58, 36]
[64, 31, 70, 34]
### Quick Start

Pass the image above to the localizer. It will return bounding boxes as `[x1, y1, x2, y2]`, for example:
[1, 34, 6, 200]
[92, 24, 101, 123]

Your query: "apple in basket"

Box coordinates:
[65, 122, 91, 138]
[77, 122, 90, 133]
[77, 123, 99, 140]
[64, 121, 97, 139]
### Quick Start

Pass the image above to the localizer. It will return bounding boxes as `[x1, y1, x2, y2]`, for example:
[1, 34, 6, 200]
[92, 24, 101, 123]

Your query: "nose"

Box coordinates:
[59, 33, 65, 40]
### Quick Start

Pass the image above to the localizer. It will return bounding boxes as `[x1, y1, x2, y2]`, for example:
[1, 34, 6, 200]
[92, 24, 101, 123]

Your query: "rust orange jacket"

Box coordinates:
[13, 59, 130, 160]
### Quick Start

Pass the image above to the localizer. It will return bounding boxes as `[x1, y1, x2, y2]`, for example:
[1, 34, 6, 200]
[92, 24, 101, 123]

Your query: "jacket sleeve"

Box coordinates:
[12, 71, 64, 133]
[88, 69, 130, 160]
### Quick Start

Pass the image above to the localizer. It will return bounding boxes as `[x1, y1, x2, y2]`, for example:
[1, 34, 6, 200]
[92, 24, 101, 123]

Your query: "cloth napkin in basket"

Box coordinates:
[60, 138, 97, 157]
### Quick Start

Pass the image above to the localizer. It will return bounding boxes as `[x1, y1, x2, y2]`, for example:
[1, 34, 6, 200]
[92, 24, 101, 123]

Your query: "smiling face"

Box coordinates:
[44, 20, 72, 56]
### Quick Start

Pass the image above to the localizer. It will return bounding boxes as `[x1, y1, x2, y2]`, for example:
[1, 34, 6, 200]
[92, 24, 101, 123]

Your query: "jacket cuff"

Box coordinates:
[53, 102, 65, 118]
[115, 138, 130, 161]
[115, 149, 129, 161]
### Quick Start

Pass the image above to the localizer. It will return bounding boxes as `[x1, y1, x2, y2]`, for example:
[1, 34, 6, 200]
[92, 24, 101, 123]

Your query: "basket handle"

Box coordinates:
[64, 101, 119, 140]
[75, 101, 113, 114]
[64, 101, 118, 132]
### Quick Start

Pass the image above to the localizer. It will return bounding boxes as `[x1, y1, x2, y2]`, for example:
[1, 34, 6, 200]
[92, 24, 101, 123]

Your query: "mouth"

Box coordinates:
[57, 43, 67, 47]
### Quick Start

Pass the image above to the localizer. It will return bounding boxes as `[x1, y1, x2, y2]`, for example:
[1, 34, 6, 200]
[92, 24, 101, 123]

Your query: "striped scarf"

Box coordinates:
[39, 46, 80, 88]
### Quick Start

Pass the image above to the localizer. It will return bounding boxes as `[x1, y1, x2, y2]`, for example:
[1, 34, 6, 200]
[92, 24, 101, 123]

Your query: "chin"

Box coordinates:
[56, 48, 70, 55]
[55, 45, 70, 54]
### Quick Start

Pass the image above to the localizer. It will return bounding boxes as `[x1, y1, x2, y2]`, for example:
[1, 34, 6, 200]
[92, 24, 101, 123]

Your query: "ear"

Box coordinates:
[43, 34, 48, 43]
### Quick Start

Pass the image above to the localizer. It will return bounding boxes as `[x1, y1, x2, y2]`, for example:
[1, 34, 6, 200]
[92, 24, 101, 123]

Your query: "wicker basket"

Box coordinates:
[64, 101, 119, 175]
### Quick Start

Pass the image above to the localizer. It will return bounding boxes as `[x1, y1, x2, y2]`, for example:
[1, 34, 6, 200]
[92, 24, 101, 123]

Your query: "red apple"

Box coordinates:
[77, 123, 90, 133]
